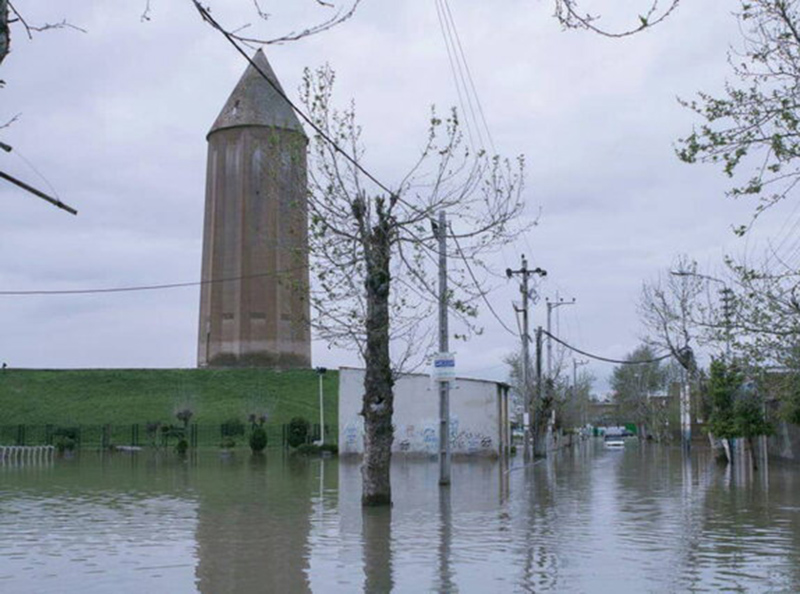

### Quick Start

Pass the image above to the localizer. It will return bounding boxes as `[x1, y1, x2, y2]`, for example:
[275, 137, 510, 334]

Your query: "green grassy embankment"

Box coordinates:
[0, 368, 337, 428]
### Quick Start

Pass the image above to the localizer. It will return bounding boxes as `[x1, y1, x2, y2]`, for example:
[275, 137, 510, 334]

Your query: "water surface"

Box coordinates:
[1, 441, 798, 592]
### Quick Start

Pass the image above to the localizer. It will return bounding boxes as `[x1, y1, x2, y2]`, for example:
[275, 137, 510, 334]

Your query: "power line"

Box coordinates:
[0, 265, 307, 296]
[434, 0, 496, 154]
[436, 0, 480, 149]
[450, 230, 517, 336]
[440, 0, 496, 154]
[541, 329, 672, 365]
[11, 146, 62, 202]
[192, 1, 396, 199]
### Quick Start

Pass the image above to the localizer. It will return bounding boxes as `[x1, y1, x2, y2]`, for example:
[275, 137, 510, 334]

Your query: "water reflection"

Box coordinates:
[0, 442, 799, 592]
[436, 487, 453, 593]
[193, 453, 314, 593]
[362, 506, 393, 592]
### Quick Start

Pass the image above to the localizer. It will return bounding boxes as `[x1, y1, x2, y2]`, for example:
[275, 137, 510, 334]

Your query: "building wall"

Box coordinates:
[768, 418, 800, 462]
[338, 367, 509, 457]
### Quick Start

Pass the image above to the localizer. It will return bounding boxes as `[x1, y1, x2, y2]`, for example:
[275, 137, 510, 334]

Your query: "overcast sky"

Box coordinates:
[0, 1, 789, 392]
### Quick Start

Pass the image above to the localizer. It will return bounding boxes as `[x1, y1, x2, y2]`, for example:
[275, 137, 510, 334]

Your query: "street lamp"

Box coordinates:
[315, 367, 327, 445]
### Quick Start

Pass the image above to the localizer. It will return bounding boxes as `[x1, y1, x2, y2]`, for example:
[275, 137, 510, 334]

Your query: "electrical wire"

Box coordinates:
[0, 265, 308, 296]
[192, 2, 396, 199]
[450, 229, 517, 336]
[440, 0, 496, 154]
[12, 147, 62, 201]
[434, 0, 496, 154]
[434, 0, 476, 149]
[541, 328, 672, 365]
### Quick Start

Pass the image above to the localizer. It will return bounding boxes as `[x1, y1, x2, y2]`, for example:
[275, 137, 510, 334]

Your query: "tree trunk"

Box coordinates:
[710, 435, 726, 463]
[532, 395, 551, 458]
[0, 0, 9, 69]
[360, 219, 394, 506]
[747, 436, 758, 471]
[362, 506, 393, 590]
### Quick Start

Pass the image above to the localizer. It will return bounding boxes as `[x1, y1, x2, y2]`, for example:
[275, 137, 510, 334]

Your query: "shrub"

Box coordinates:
[287, 417, 310, 448]
[248, 413, 268, 429]
[249, 426, 268, 453]
[175, 438, 188, 455]
[294, 443, 338, 456]
[53, 426, 79, 441]
[161, 424, 185, 449]
[320, 443, 338, 455]
[145, 422, 162, 445]
[175, 408, 193, 427]
[221, 418, 245, 438]
[55, 437, 76, 453]
[220, 436, 236, 449]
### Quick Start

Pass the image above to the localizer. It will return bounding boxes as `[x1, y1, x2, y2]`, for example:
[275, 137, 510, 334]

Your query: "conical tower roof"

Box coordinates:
[208, 49, 305, 138]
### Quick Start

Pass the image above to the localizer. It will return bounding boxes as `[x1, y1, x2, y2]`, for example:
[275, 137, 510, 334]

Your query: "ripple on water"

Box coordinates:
[2, 447, 800, 593]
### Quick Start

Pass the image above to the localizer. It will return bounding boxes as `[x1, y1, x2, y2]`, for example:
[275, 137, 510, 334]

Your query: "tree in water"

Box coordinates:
[301, 65, 527, 505]
[707, 359, 739, 445]
[707, 358, 772, 467]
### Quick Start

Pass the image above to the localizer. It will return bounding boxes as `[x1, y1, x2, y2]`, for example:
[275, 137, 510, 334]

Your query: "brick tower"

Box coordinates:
[197, 50, 310, 368]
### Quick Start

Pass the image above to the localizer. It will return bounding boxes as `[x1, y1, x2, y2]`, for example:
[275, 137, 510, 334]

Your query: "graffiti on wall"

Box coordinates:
[390, 416, 494, 455]
[343, 416, 495, 455]
[342, 421, 362, 453]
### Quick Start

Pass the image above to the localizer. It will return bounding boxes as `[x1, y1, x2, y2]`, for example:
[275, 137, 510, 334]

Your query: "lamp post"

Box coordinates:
[315, 367, 327, 445]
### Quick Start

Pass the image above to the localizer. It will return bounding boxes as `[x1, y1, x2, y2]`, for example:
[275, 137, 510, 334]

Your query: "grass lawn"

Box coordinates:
[0, 368, 337, 428]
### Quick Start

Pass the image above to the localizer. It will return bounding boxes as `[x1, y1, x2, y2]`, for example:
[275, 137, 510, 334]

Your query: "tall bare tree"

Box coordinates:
[639, 256, 705, 365]
[302, 64, 527, 505]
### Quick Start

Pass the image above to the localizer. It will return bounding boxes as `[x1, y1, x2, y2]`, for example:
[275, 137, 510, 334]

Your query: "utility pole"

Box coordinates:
[573, 358, 589, 428]
[546, 295, 576, 383]
[436, 211, 451, 486]
[534, 326, 544, 457]
[507, 256, 546, 461]
[545, 295, 575, 436]
[720, 287, 734, 361]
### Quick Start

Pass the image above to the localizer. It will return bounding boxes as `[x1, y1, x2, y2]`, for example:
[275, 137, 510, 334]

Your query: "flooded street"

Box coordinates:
[1, 440, 799, 592]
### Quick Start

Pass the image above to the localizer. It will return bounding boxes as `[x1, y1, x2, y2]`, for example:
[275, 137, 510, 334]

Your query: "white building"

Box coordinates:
[338, 367, 511, 458]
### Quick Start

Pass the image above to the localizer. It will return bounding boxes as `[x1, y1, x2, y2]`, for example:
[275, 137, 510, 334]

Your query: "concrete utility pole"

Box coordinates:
[436, 211, 451, 486]
[573, 359, 589, 427]
[720, 287, 734, 360]
[507, 256, 546, 461]
[534, 326, 544, 457]
[545, 295, 576, 384]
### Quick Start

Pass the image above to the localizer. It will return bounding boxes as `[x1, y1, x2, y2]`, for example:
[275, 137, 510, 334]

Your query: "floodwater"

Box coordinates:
[1, 441, 799, 593]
